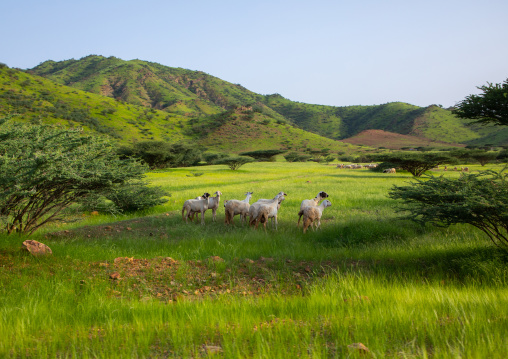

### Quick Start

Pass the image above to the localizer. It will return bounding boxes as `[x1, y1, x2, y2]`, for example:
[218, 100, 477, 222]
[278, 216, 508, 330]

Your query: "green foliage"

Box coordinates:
[203, 152, 229, 165]
[217, 156, 254, 170]
[467, 150, 499, 166]
[239, 149, 286, 162]
[106, 181, 170, 212]
[119, 141, 202, 169]
[453, 78, 508, 126]
[0, 118, 147, 235]
[283, 152, 311, 162]
[373, 152, 452, 176]
[389, 168, 508, 250]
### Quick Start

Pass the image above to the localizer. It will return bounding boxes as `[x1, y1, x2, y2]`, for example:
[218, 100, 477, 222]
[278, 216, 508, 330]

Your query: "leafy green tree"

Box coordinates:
[389, 169, 508, 250]
[284, 152, 311, 162]
[0, 119, 150, 235]
[239, 150, 286, 162]
[119, 141, 202, 169]
[217, 156, 254, 170]
[452, 78, 508, 126]
[373, 152, 451, 177]
[467, 150, 499, 166]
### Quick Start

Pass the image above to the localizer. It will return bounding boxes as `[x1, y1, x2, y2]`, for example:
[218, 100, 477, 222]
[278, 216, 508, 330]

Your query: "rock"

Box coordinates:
[347, 342, 370, 354]
[109, 272, 121, 280]
[22, 240, 52, 256]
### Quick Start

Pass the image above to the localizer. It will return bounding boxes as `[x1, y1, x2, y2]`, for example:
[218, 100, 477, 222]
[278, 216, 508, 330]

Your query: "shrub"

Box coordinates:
[0, 117, 148, 235]
[106, 181, 170, 212]
[389, 168, 508, 250]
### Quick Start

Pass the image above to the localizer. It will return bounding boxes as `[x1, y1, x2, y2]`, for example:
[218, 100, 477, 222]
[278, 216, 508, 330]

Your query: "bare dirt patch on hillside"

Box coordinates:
[342, 129, 464, 150]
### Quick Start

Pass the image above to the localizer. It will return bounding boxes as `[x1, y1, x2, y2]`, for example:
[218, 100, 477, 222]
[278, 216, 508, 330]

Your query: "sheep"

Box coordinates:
[189, 191, 222, 222]
[224, 192, 253, 225]
[297, 191, 329, 227]
[383, 168, 396, 173]
[252, 195, 286, 230]
[182, 197, 210, 225]
[249, 192, 286, 226]
[302, 199, 332, 234]
[463, 167, 469, 172]
[182, 193, 210, 221]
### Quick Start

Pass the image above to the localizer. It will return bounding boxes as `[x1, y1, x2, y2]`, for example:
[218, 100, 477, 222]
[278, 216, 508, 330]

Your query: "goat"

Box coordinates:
[297, 191, 329, 227]
[302, 200, 332, 233]
[224, 192, 253, 225]
[182, 193, 210, 221]
[252, 195, 285, 230]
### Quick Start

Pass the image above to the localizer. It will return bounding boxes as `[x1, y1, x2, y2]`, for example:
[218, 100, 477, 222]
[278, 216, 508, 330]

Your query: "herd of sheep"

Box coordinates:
[181, 191, 331, 233]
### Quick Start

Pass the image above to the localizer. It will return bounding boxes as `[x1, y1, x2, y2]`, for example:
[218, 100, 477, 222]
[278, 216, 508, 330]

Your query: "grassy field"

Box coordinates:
[0, 161, 507, 358]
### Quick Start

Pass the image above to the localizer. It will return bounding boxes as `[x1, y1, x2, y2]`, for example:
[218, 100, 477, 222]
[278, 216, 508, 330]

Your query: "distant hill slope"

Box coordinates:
[25, 55, 508, 147]
[342, 129, 465, 150]
[0, 65, 354, 154]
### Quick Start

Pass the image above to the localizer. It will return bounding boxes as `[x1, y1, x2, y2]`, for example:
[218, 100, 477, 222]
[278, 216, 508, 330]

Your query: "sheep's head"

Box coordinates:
[214, 191, 222, 196]
[319, 191, 329, 199]
[245, 191, 253, 196]
[202, 192, 211, 198]
[323, 200, 332, 208]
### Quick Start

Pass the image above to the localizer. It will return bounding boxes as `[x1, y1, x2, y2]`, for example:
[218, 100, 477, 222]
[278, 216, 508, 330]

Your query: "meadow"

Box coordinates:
[0, 161, 507, 358]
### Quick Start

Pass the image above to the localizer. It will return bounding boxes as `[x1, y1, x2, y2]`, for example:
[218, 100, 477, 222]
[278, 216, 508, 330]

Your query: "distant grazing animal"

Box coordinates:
[383, 168, 396, 173]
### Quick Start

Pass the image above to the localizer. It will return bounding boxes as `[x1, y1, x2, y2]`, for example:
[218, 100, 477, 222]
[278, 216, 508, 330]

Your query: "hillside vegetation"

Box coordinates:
[0, 64, 354, 154]
[28, 55, 507, 147]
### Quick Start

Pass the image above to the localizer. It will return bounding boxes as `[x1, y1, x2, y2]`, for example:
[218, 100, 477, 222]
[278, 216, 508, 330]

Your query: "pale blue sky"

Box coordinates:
[2, 0, 507, 108]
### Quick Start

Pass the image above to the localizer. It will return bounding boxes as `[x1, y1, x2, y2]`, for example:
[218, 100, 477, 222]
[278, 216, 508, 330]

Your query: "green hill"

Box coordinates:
[17, 55, 508, 147]
[0, 64, 354, 154]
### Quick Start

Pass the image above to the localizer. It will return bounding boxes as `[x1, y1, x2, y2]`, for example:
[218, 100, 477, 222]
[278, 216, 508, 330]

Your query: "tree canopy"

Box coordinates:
[372, 152, 452, 177]
[0, 118, 153, 235]
[389, 168, 508, 250]
[452, 78, 508, 127]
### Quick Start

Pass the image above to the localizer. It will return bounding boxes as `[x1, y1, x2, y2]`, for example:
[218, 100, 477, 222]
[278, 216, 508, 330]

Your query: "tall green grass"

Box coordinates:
[1, 162, 506, 358]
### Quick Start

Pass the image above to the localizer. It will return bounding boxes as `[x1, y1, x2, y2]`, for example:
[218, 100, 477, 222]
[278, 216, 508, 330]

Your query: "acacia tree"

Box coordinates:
[0, 119, 150, 235]
[452, 78, 508, 126]
[389, 169, 508, 250]
[373, 152, 452, 176]
[217, 156, 254, 170]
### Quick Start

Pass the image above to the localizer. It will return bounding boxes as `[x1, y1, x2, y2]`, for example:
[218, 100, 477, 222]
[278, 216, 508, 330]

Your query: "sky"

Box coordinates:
[1, 0, 507, 108]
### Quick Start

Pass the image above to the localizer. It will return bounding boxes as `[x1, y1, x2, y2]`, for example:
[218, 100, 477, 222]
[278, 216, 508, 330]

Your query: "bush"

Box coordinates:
[239, 150, 286, 162]
[107, 181, 170, 212]
[389, 168, 508, 250]
[217, 156, 255, 170]
[119, 141, 202, 169]
[0, 117, 148, 234]
[284, 152, 311, 162]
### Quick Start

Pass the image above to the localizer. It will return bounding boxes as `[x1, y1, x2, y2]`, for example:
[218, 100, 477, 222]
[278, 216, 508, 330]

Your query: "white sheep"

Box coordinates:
[188, 191, 222, 222]
[182, 193, 210, 221]
[224, 192, 253, 225]
[249, 192, 286, 227]
[252, 195, 285, 230]
[182, 197, 210, 225]
[302, 199, 332, 233]
[383, 168, 396, 173]
[297, 191, 329, 227]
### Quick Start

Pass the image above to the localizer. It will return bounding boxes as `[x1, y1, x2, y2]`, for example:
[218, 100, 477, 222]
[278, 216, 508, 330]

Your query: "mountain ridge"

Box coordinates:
[7, 55, 507, 147]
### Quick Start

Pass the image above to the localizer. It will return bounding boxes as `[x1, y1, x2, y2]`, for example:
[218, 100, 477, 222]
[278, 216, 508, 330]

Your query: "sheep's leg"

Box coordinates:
[200, 210, 205, 225]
